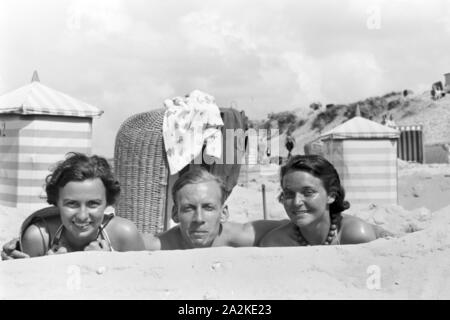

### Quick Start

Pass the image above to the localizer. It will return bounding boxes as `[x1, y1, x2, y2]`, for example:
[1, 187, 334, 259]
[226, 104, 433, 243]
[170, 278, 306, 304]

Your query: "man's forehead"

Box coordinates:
[183, 179, 221, 189]
[177, 180, 222, 201]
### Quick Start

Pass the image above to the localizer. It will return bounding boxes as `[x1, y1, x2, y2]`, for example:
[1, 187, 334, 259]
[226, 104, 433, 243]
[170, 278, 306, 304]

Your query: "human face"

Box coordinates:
[57, 178, 107, 246]
[174, 181, 228, 248]
[281, 170, 335, 227]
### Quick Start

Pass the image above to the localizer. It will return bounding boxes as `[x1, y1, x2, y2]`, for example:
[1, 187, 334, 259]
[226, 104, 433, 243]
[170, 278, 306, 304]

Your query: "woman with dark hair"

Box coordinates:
[260, 155, 378, 246]
[20, 153, 144, 257]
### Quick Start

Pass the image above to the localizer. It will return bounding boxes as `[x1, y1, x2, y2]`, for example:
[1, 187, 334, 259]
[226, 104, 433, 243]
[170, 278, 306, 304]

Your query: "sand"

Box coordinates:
[1, 162, 450, 299]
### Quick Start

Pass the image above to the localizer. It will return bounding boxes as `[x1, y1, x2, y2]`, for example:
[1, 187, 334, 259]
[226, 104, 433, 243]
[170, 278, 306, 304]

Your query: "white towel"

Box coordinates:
[163, 90, 224, 174]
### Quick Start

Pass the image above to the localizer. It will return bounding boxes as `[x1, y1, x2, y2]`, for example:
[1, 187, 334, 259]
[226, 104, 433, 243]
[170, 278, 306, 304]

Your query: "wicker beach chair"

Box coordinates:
[114, 109, 170, 235]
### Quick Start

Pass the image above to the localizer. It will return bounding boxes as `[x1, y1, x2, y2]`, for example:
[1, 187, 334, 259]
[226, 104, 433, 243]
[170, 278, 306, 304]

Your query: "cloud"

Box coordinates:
[437, 4, 450, 34]
[2, 0, 450, 157]
[180, 10, 257, 55]
[281, 52, 324, 104]
[321, 51, 384, 103]
[66, 0, 132, 40]
[0, 75, 6, 94]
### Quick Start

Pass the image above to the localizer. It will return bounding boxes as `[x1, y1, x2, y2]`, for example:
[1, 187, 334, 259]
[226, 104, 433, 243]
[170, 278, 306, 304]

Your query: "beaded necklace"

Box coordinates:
[296, 213, 340, 246]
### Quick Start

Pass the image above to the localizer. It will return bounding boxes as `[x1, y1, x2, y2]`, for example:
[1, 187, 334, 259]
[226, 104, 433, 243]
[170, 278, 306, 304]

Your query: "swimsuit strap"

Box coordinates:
[50, 224, 65, 250]
[50, 213, 116, 252]
[98, 214, 115, 252]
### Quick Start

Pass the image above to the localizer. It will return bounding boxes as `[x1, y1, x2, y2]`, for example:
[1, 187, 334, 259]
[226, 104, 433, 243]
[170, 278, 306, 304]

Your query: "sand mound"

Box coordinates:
[1, 162, 450, 299]
[1, 205, 449, 300]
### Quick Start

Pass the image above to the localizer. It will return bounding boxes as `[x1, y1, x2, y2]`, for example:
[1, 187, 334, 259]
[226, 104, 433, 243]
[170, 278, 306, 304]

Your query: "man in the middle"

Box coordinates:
[142, 168, 285, 250]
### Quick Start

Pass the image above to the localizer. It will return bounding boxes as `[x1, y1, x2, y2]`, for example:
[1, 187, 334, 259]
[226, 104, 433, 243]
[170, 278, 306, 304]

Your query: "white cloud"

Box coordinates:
[321, 51, 384, 103]
[0, 75, 6, 94]
[179, 10, 257, 55]
[414, 82, 432, 95]
[438, 4, 450, 34]
[66, 0, 132, 40]
[281, 52, 324, 104]
[2, 0, 449, 155]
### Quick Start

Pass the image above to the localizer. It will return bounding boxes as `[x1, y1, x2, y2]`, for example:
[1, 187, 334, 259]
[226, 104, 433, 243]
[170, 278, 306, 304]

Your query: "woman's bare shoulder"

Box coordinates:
[259, 222, 298, 247]
[221, 220, 290, 247]
[21, 223, 51, 257]
[340, 214, 377, 244]
[105, 216, 145, 250]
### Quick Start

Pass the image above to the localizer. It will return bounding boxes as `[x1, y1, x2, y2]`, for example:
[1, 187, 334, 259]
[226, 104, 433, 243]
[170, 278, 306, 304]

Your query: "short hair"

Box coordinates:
[280, 154, 350, 215]
[172, 167, 227, 207]
[45, 152, 120, 206]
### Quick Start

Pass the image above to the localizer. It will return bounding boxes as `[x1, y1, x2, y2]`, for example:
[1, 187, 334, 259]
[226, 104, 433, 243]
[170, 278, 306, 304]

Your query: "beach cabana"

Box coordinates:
[320, 116, 400, 205]
[0, 72, 103, 210]
[393, 125, 424, 163]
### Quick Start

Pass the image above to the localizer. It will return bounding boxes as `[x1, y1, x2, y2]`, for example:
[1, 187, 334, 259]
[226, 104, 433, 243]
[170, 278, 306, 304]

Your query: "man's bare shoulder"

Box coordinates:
[218, 222, 251, 246]
[221, 221, 249, 234]
[157, 226, 185, 250]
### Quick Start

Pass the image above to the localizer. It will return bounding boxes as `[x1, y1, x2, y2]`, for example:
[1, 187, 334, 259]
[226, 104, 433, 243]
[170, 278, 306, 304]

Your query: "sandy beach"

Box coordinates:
[1, 161, 450, 299]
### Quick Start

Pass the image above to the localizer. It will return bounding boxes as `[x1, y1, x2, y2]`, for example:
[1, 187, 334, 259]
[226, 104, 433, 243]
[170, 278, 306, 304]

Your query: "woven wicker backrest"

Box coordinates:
[114, 109, 169, 235]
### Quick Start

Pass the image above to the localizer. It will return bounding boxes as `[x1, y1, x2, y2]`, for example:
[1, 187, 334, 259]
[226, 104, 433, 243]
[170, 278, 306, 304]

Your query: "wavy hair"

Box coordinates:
[280, 154, 350, 215]
[45, 152, 120, 206]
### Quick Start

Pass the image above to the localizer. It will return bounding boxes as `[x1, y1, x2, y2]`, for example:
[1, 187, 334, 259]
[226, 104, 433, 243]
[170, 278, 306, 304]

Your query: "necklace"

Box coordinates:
[296, 214, 339, 246]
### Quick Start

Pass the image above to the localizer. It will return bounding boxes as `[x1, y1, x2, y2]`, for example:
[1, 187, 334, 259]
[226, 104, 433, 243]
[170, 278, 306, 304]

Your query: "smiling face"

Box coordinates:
[57, 178, 107, 246]
[281, 170, 335, 228]
[173, 181, 228, 248]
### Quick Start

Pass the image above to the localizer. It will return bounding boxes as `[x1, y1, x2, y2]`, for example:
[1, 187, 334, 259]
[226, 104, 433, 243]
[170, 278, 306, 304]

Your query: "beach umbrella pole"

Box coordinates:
[262, 184, 267, 220]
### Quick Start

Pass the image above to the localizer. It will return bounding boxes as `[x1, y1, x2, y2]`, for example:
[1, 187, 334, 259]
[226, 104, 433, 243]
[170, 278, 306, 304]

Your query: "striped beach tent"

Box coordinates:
[320, 116, 400, 206]
[0, 71, 103, 210]
[392, 125, 424, 163]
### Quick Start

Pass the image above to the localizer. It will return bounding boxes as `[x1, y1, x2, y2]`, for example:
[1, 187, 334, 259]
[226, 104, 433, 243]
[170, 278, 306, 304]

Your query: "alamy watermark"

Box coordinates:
[366, 5, 381, 30]
[184, 128, 281, 167]
[366, 264, 381, 290]
[66, 264, 81, 291]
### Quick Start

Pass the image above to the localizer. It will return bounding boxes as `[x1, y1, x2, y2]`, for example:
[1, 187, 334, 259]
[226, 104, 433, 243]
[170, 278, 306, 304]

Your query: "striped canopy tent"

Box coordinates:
[319, 116, 400, 206]
[0, 71, 103, 210]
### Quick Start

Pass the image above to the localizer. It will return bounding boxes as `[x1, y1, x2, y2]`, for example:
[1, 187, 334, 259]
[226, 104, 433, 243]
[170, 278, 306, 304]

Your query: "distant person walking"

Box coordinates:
[266, 132, 271, 158]
[285, 131, 295, 159]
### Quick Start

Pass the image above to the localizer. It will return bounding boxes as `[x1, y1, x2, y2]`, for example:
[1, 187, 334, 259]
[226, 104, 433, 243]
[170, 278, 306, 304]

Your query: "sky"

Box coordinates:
[1, 0, 449, 157]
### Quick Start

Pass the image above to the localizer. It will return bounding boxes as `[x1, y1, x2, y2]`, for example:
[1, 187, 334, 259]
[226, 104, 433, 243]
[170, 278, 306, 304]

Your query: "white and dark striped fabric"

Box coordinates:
[392, 125, 424, 163]
[320, 117, 400, 206]
[321, 116, 399, 139]
[0, 115, 93, 210]
[0, 81, 103, 117]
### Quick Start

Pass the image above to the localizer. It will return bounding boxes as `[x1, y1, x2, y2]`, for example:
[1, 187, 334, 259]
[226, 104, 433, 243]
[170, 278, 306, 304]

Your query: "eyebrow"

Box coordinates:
[283, 185, 316, 191]
[180, 202, 218, 207]
[62, 198, 103, 202]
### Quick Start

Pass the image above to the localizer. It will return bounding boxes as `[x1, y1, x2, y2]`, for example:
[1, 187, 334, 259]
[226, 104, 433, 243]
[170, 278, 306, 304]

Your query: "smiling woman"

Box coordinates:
[20, 153, 144, 257]
[260, 155, 379, 247]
